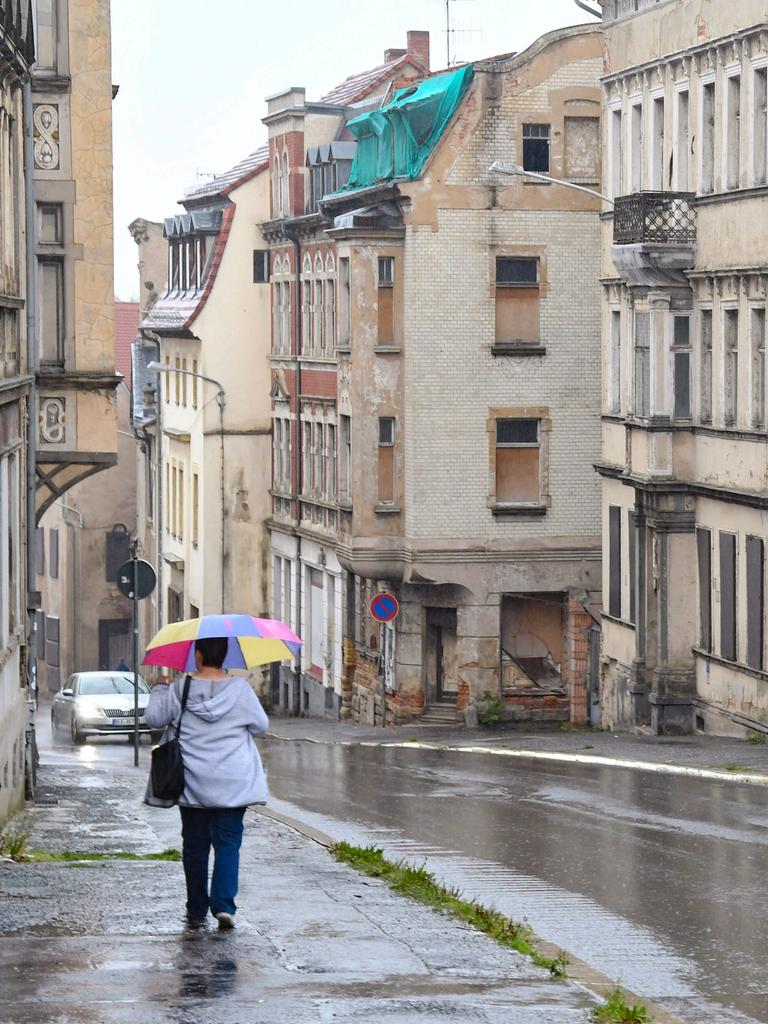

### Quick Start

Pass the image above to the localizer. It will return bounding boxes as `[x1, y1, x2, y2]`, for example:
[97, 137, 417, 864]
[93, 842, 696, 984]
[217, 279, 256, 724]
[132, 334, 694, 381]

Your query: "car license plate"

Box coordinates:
[111, 717, 133, 726]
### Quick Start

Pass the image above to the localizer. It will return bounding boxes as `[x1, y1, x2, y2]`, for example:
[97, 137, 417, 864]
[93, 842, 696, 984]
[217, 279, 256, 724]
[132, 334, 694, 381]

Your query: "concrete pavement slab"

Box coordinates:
[0, 761, 600, 1024]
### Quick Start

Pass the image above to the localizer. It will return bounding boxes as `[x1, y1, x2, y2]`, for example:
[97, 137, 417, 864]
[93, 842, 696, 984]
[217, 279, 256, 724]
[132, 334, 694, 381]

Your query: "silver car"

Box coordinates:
[51, 672, 162, 745]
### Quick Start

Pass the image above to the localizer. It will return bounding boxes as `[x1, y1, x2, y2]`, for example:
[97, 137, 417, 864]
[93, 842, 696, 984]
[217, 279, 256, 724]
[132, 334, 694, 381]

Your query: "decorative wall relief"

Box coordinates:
[33, 104, 60, 170]
[39, 397, 66, 444]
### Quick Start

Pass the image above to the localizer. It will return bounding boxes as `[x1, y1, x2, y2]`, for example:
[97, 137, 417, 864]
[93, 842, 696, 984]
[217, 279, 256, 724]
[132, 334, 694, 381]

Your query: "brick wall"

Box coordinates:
[564, 595, 593, 724]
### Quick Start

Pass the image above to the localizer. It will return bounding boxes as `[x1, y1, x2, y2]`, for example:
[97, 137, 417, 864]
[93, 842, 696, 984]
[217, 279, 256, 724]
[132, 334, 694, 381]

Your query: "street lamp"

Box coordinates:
[147, 361, 227, 614]
[488, 161, 615, 205]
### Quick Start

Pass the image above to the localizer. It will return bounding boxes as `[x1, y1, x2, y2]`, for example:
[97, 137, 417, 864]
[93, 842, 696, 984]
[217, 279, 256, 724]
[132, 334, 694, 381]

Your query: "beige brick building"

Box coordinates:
[327, 25, 604, 725]
[265, 25, 604, 725]
[598, 0, 768, 735]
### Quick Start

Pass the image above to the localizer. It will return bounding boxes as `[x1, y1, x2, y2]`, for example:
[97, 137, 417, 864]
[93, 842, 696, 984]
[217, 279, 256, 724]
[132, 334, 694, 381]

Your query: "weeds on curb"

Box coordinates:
[724, 763, 750, 773]
[331, 842, 568, 978]
[477, 691, 504, 727]
[592, 986, 653, 1022]
[746, 730, 768, 745]
[0, 830, 28, 860]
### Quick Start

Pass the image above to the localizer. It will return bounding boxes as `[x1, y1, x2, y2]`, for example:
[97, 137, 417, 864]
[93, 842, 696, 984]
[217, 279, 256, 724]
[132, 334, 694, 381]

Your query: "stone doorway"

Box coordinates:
[425, 607, 458, 705]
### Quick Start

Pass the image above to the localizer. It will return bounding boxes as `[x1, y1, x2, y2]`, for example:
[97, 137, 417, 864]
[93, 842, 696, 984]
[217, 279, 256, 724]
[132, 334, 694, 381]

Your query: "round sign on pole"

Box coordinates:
[117, 559, 157, 601]
[370, 592, 399, 623]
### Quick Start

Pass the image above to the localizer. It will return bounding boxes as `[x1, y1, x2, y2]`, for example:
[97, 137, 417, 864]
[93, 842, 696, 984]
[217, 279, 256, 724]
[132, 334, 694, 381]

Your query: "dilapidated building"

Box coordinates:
[598, 0, 768, 735]
[264, 25, 604, 726]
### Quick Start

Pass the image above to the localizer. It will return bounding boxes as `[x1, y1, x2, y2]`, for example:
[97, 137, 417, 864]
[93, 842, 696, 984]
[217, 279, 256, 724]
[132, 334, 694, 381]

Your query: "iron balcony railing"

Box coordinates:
[613, 191, 697, 246]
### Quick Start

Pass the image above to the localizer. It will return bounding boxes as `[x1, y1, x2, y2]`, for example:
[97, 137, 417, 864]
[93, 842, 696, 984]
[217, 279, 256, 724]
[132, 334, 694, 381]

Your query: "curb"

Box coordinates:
[266, 732, 768, 786]
[257, 804, 688, 1024]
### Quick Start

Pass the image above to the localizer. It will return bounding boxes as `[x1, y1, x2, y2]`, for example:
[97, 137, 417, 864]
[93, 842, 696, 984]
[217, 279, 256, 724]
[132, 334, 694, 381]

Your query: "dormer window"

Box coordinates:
[163, 209, 222, 296]
[305, 142, 356, 213]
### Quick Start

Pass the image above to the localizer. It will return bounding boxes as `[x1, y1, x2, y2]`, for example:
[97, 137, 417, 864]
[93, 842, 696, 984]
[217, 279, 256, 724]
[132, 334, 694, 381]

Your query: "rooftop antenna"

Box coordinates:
[441, 0, 478, 67]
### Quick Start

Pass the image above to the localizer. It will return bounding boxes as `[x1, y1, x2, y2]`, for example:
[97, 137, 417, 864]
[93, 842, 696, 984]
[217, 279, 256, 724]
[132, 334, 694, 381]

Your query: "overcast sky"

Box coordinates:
[111, 0, 596, 299]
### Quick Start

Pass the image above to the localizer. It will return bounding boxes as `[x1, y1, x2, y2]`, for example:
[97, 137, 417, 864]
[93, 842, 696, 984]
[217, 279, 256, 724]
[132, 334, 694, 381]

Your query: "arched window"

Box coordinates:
[282, 154, 290, 216]
[273, 157, 281, 218]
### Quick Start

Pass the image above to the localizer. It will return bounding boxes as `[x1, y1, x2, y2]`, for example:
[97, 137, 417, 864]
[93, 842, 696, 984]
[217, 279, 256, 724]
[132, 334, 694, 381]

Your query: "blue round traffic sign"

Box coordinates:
[370, 592, 399, 623]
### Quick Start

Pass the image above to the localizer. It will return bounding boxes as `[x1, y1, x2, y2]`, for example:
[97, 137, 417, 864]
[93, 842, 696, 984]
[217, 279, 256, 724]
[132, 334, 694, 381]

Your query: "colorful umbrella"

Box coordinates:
[142, 614, 302, 672]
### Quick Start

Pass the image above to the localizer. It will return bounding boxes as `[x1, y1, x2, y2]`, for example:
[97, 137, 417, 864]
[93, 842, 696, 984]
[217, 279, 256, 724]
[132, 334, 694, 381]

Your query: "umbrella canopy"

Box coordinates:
[142, 614, 302, 672]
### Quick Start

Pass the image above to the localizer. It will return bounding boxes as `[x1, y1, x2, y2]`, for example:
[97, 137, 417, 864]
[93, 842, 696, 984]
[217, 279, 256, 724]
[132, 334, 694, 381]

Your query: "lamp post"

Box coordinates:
[147, 361, 227, 614]
[488, 161, 615, 205]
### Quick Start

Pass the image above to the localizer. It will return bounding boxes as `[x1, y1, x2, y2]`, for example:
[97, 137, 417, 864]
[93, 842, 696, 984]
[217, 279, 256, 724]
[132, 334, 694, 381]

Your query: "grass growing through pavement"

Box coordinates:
[24, 848, 181, 863]
[0, 832, 181, 864]
[0, 830, 29, 860]
[724, 763, 750, 773]
[746, 730, 768, 745]
[331, 842, 569, 978]
[592, 986, 653, 1022]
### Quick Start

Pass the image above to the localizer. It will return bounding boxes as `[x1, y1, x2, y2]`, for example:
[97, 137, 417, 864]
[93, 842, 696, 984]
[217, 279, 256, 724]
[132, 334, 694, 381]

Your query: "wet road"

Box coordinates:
[258, 738, 768, 1024]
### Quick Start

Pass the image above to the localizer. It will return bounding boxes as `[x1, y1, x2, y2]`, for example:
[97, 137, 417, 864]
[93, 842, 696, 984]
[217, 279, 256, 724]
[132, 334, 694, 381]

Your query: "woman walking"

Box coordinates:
[145, 635, 269, 930]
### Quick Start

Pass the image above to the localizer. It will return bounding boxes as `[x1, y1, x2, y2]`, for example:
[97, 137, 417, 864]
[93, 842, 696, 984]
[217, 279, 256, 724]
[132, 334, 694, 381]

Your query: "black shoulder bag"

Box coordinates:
[149, 675, 191, 803]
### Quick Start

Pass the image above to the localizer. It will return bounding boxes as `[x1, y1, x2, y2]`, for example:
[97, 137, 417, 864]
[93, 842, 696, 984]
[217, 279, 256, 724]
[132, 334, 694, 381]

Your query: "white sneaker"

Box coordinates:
[215, 912, 235, 930]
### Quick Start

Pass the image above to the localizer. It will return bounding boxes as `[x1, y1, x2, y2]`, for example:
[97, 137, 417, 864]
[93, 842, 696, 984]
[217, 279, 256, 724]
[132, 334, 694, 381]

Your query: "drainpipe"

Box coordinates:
[293, 233, 303, 716]
[22, 77, 39, 794]
[23, 79, 37, 667]
[143, 331, 164, 630]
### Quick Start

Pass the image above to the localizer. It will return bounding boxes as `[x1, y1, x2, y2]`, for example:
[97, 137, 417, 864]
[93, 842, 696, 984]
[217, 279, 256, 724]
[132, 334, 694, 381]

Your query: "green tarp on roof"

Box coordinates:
[340, 64, 474, 192]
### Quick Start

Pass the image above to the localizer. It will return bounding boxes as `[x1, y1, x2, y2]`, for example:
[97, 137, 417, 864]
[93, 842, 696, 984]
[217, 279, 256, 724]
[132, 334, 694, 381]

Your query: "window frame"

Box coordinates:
[671, 313, 692, 420]
[487, 408, 551, 515]
[376, 416, 396, 506]
[522, 122, 551, 174]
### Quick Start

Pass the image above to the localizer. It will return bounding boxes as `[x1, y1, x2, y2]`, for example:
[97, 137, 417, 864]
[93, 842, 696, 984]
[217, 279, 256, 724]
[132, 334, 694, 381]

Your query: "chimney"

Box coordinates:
[384, 47, 407, 63]
[407, 30, 430, 71]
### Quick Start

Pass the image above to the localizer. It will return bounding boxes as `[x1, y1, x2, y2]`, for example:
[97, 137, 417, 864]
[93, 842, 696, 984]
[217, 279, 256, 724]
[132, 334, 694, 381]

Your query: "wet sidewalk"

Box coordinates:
[266, 714, 768, 780]
[0, 758, 606, 1023]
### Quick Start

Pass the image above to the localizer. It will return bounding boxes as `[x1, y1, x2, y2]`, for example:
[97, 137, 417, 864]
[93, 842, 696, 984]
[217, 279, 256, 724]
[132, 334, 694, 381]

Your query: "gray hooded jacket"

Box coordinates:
[145, 676, 269, 808]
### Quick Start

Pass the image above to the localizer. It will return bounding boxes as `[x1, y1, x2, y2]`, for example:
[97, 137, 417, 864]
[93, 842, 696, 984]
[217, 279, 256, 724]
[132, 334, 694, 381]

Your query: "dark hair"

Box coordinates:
[195, 636, 228, 669]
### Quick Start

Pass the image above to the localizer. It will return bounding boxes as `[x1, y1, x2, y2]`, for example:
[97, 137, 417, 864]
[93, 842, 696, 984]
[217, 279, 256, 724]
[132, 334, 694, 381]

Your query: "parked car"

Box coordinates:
[51, 672, 162, 745]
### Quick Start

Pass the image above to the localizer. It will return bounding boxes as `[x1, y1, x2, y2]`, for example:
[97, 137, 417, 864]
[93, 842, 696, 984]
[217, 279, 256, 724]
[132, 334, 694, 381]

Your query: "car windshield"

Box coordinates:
[76, 676, 149, 696]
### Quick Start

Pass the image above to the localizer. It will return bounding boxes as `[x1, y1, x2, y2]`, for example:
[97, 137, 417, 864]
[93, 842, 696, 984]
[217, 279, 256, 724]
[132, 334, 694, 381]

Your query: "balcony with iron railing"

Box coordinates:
[612, 191, 697, 286]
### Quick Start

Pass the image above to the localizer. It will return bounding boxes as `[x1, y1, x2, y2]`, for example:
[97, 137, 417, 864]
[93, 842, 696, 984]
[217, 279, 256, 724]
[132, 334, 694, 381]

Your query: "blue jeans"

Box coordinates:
[179, 806, 246, 918]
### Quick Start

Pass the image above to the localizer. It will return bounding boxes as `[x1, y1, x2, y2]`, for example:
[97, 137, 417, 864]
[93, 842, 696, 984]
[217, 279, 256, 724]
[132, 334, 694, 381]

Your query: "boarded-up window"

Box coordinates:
[495, 258, 539, 345]
[495, 418, 539, 504]
[724, 308, 739, 427]
[697, 528, 712, 652]
[49, 528, 59, 580]
[46, 615, 60, 667]
[564, 117, 600, 181]
[339, 258, 351, 348]
[377, 417, 395, 503]
[609, 506, 622, 619]
[746, 536, 764, 670]
[634, 311, 650, 417]
[672, 315, 691, 419]
[700, 309, 713, 424]
[39, 259, 64, 364]
[35, 527, 45, 576]
[378, 257, 394, 343]
[719, 532, 737, 662]
[340, 415, 351, 498]
[628, 511, 636, 625]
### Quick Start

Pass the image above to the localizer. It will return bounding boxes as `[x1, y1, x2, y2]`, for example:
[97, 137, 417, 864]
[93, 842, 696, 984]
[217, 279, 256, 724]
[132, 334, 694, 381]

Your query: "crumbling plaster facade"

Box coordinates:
[598, 0, 768, 735]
